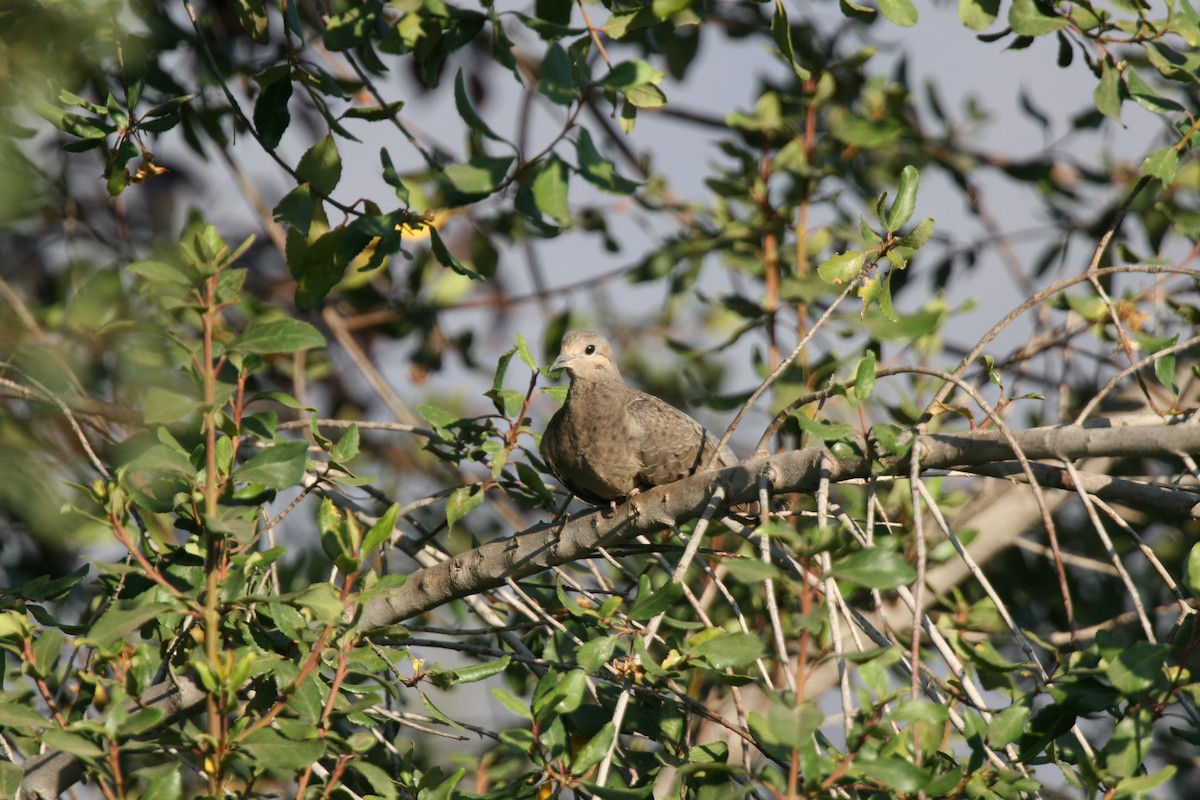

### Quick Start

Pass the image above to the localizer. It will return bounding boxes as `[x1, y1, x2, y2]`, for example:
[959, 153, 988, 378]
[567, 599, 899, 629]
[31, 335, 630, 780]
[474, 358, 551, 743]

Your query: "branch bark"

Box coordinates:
[18, 677, 206, 800]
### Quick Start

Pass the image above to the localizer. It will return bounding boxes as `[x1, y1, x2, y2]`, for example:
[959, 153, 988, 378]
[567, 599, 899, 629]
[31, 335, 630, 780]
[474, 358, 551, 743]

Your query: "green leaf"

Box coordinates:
[727, 92, 786, 134]
[231, 319, 324, 354]
[296, 135, 342, 196]
[1105, 642, 1169, 695]
[603, 7, 657, 39]
[1155, 353, 1178, 395]
[772, 0, 811, 79]
[1008, 0, 1067, 35]
[1103, 709, 1154, 778]
[624, 84, 667, 109]
[722, 558, 781, 583]
[127, 258, 196, 287]
[293, 228, 345, 308]
[491, 687, 532, 720]
[538, 42, 577, 105]
[579, 783, 654, 800]
[430, 657, 511, 688]
[8, 565, 89, 602]
[1140, 146, 1179, 184]
[878, 271, 899, 323]
[1173, 0, 1200, 46]
[88, 600, 177, 650]
[688, 631, 765, 669]
[1112, 766, 1178, 799]
[323, 3, 381, 50]
[238, 440, 309, 489]
[534, 0, 572, 25]
[273, 185, 314, 231]
[429, 227, 484, 280]
[446, 484, 484, 530]
[329, 424, 360, 464]
[853, 351, 877, 405]
[817, 250, 866, 284]
[598, 60, 663, 91]
[575, 128, 641, 195]
[988, 701, 1031, 748]
[0, 614, 30, 642]
[838, 0, 875, 18]
[553, 669, 587, 714]
[859, 219, 888, 250]
[829, 548, 917, 590]
[141, 766, 183, 800]
[362, 503, 400, 557]
[418, 404, 459, 433]
[897, 217, 935, 250]
[253, 70, 292, 149]
[533, 668, 587, 721]
[597, 60, 665, 92]
[425, 767, 465, 800]
[829, 115, 903, 147]
[342, 100, 405, 121]
[532, 156, 571, 227]
[1094, 59, 1124, 123]
[1126, 68, 1184, 114]
[792, 412, 855, 443]
[764, 702, 823, 749]
[486, 387, 524, 420]
[106, 161, 128, 196]
[119, 706, 167, 735]
[0, 763, 17, 799]
[1183, 542, 1200, 596]
[378, 148, 409, 202]
[969, 639, 1019, 671]
[0, 701, 55, 730]
[628, 575, 684, 621]
[125, 441, 195, 479]
[958, 0, 999, 30]
[515, 332, 537, 370]
[578, 635, 620, 672]
[444, 156, 513, 197]
[573, 722, 616, 774]
[347, 761, 397, 800]
[651, 0, 689, 18]
[878, 0, 917, 26]
[28, 628, 63, 678]
[240, 728, 325, 770]
[454, 68, 504, 142]
[856, 757, 930, 793]
[887, 165, 919, 232]
[295, 582, 344, 626]
[143, 387, 202, 425]
[41, 730, 104, 758]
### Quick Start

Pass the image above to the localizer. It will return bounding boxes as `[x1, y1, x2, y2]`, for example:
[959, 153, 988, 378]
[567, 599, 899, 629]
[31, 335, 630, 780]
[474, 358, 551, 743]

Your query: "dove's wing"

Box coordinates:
[626, 393, 735, 489]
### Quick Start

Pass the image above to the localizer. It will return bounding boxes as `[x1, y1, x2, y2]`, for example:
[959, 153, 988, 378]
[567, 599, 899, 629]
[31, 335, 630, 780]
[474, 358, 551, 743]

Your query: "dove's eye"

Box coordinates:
[584, 344, 596, 355]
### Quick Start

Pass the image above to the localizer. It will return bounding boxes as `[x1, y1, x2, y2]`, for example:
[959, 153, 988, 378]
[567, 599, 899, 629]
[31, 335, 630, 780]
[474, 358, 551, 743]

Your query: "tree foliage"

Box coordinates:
[2, 0, 1200, 798]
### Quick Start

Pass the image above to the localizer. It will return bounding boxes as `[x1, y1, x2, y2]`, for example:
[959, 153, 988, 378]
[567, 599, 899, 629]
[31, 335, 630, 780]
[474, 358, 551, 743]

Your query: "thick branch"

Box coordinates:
[360, 417, 1200, 630]
[19, 677, 206, 800]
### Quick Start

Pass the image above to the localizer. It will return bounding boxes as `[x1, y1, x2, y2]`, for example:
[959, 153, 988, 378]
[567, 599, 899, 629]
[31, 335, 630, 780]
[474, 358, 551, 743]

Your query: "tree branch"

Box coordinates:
[19, 677, 206, 800]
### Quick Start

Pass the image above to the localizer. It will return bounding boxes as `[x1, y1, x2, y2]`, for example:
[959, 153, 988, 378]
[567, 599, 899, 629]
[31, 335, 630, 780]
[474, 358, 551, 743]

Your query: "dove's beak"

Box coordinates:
[549, 353, 573, 372]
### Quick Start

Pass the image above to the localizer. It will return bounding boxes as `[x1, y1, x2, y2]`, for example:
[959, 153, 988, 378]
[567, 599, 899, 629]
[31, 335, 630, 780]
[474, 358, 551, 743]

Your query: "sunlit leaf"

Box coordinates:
[296, 135, 342, 196]
[829, 548, 916, 589]
[877, 0, 917, 27]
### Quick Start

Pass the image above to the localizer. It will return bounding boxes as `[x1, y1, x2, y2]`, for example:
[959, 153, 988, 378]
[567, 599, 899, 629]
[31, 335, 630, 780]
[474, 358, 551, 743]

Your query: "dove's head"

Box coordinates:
[550, 330, 622, 382]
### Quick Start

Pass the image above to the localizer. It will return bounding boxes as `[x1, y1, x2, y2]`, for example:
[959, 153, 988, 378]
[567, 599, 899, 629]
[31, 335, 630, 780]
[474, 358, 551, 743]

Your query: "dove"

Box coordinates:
[540, 330, 737, 505]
